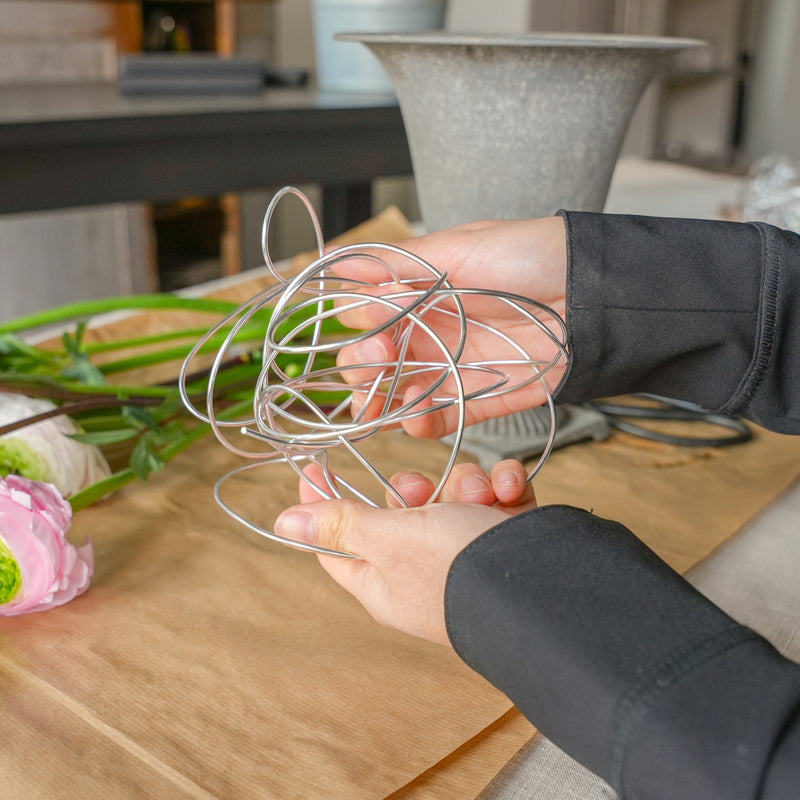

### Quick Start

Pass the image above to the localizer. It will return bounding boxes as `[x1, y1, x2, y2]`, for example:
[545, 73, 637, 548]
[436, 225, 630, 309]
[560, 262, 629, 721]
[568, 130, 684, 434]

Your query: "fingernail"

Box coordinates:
[497, 469, 521, 488]
[459, 473, 491, 497]
[395, 472, 429, 489]
[275, 510, 315, 544]
[354, 337, 388, 364]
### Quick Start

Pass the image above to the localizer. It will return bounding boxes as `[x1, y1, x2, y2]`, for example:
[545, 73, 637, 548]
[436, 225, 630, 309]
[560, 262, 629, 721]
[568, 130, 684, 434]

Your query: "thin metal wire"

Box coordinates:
[180, 187, 571, 558]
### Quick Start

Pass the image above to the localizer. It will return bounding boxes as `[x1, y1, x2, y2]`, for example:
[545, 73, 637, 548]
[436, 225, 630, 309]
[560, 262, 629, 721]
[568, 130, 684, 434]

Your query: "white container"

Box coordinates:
[312, 0, 446, 93]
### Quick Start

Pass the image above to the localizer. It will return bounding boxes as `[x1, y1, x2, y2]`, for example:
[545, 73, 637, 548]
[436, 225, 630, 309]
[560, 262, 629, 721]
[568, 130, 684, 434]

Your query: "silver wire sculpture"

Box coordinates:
[180, 187, 570, 558]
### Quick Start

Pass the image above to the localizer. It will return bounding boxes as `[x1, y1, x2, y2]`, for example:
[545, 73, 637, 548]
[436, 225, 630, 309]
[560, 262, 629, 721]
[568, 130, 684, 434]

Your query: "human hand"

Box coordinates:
[332, 216, 568, 438]
[274, 459, 537, 646]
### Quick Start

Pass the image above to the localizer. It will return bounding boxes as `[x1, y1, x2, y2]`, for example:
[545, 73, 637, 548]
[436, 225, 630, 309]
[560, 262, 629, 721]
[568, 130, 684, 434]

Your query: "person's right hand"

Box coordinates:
[332, 216, 568, 438]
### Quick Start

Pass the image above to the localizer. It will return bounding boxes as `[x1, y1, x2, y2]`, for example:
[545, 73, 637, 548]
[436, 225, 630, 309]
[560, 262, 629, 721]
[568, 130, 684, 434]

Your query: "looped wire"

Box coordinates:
[180, 187, 570, 558]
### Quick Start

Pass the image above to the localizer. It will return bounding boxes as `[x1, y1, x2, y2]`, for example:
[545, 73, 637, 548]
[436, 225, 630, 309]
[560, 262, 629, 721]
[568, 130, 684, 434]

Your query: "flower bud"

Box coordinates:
[0, 392, 111, 498]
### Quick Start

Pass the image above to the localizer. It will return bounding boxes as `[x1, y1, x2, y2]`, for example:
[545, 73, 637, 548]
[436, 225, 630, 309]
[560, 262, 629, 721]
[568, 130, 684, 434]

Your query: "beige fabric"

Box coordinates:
[477, 735, 617, 800]
[686, 476, 800, 661]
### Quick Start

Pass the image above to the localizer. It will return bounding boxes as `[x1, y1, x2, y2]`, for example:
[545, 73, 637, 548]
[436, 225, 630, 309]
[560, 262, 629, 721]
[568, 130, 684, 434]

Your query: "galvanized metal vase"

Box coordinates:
[340, 32, 702, 229]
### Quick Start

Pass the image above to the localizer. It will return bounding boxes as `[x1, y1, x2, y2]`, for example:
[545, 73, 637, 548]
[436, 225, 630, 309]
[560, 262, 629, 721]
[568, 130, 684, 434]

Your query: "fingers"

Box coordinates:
[332, 285, 398, 331]
[395, 384, 461, 440]
[332, 278, 423, 332]
[386, 471, 435, 508]
[490, 459, 536, 506]
[297, 462, 336, 504]
[299, 454, 533, 514]
[274, 498, 381, 615]
[336, 332, 395, 389]
[386, 461, 534, 509]
[298, 462, 436, 510]
[336, 334, 406, 428]
[395, 384, 439, 438]
[274, 498, 393, 626]
[275, 498, 361, 556]
[337, 340, 457, 438]
[300, 461, 435, 510]
[382, 460, 534, 509]
[437, 459, 536, 508]
[327, 249, 432, 286]
[437, 462, 496, 505]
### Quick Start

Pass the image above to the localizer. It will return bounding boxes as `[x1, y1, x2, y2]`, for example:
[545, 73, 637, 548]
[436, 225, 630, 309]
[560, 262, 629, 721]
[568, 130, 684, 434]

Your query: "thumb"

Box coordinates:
[275, 498, 368, 558]
[275, 499, 390, 622]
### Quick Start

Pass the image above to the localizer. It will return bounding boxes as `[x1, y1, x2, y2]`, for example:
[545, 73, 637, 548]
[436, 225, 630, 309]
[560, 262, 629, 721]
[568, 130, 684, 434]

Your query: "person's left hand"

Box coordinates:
[274, 460, 537, 646]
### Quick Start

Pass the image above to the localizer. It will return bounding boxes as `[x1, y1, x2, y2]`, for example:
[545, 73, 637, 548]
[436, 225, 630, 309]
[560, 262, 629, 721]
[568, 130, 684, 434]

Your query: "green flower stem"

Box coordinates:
[0, 334, 63, 364]
[0, 374, 174, 399]
[81, 327, 213, 354]
[0, 295, 241, 335]
[71, 413, 131, 432]
[98, 344, 222, 375]
[97, 325, 266, 375]
[82, 319, 269, 359]
[67, 468, 141, 511]
[69, 399, 252, 512]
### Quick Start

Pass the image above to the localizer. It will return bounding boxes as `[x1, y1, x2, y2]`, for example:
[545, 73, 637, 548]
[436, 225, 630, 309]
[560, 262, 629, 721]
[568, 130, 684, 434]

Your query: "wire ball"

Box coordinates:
[180, 187, 570, 558]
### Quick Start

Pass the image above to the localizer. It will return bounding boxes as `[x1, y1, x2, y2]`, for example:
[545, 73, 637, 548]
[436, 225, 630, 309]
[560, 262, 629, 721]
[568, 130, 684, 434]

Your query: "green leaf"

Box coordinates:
[68, 429, 141, 446]
[0, 333, 63, 376]
[59, 352, 106, 387]
[122, 405, 160, 432]
[61, 325, 85, 357]
[71, 413, 130, 431]
[130, 434, 165, 482]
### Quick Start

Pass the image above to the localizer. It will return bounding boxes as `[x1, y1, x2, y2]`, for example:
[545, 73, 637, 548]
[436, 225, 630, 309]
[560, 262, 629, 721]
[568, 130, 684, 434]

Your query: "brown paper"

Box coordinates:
[1, 208, 514, 799]
[4, 208, 800, 799]
[1, 432, 514, 799]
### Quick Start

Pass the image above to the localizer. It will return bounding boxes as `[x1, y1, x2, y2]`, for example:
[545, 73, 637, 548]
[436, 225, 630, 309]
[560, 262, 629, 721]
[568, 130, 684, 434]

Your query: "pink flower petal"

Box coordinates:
[0, 476, 93, 616]
[0, 505, 57, 611]
[6, 474, 72, 535]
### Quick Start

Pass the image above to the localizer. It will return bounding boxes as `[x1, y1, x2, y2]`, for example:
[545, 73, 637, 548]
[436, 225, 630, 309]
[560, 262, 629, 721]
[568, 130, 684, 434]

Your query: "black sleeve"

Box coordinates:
[555, 211, 800, 434]
[445, 506, 800, 799]
[444, 214, 800, 798]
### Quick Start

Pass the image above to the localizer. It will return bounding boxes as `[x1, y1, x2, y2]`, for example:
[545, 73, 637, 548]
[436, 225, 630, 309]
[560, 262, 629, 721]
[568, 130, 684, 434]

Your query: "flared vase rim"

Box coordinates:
[336, 31, 705, 51]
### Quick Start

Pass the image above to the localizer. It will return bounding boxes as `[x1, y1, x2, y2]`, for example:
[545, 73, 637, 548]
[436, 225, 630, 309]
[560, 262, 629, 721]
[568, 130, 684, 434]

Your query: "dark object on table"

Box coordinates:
[264, 66, 310, 88]
[588, 394, 752, 447]
[118, 54, 264, 95]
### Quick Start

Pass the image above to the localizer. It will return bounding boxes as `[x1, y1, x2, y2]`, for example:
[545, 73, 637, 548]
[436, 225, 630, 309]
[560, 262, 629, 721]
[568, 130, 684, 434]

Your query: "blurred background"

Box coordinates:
[2, 0, 798, 318]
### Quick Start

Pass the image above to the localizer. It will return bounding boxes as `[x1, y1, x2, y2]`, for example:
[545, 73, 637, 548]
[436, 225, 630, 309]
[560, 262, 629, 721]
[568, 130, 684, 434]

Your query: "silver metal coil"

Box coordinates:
[180, 187, 570, 558]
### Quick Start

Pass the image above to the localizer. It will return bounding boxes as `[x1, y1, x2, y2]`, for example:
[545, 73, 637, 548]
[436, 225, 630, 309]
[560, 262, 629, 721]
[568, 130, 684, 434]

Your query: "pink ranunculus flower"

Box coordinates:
[0, 474, 93, 616]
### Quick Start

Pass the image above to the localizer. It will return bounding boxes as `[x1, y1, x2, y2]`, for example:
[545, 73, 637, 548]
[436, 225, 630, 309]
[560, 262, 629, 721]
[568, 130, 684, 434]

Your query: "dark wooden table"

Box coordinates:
[0, 82, 412, 238]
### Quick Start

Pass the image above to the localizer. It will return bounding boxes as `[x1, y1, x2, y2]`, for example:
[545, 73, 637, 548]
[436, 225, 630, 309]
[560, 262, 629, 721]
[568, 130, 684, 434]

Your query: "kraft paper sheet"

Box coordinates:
[3, 208, 800, 800]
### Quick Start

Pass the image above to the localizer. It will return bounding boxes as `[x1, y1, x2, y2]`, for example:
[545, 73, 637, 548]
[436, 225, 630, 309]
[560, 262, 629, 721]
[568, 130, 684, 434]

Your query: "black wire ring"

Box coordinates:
[588, 394, 752, 448]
